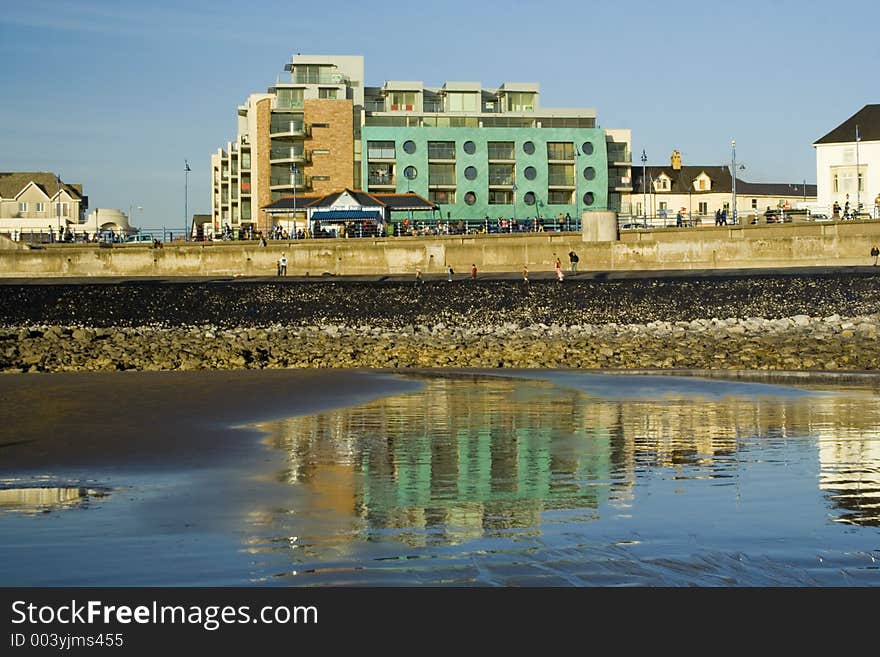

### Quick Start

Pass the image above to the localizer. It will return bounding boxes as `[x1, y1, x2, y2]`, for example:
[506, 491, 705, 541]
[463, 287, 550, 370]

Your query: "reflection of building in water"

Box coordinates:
[0, 487, 93, 513]
[813, 396, 880, 526]
[262, 378, 614, 545]
[259, 376, 880, 543]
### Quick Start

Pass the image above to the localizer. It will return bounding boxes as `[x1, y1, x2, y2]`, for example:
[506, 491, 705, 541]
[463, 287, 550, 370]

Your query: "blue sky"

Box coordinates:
[1, 0, 877, 229]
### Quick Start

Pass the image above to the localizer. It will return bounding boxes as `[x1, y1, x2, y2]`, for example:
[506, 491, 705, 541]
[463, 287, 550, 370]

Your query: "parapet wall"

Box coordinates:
[2, 222, 879, 277]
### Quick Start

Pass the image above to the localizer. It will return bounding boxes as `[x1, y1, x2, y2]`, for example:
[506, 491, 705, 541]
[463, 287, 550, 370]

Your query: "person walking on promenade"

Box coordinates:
[871, 245, 879, 266]
[471, 264, 477, 280]
[415, 267, 423, 286]
[568, 250, 579, 273]
[555, 257, 564, 282]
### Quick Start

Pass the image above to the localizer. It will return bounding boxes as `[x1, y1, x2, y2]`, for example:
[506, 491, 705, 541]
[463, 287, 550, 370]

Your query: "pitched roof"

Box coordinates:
[370, 192, 438, 210]
[261, 189, 438, 212]
[0, 172, 83, 200]
[631, 165, 733, 194]
[814, 105, 880, 145]
[735, 181, 817, 197]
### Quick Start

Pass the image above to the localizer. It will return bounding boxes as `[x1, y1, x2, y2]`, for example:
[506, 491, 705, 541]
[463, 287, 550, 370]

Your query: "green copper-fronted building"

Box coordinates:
[360, 80, 632, 222]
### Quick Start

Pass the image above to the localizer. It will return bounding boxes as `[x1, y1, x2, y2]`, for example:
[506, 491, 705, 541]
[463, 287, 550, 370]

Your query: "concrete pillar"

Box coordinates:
[582, 210, 619, 242]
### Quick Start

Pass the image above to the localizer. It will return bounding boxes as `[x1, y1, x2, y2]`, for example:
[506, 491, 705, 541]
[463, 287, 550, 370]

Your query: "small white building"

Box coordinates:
[813, 104, 880, 218]
[85, 208, 137, 237]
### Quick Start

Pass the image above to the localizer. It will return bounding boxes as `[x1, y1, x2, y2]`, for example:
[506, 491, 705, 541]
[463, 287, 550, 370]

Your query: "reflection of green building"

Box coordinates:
[268, 378, 614, 542]
[362, 80, 632, 222]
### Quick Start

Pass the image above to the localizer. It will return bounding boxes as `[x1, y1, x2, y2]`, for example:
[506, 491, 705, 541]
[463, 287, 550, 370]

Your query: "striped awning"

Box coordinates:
[311, 210, 383, 221]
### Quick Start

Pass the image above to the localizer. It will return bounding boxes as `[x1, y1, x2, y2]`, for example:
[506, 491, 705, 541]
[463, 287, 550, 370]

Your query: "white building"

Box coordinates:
[813, 104, 880, 218]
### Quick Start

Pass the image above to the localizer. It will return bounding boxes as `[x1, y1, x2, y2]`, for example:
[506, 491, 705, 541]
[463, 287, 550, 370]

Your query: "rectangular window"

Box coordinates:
[429, 190, 455, 205]
[488, 190, 513, 204]
[833, 174, 838, 193]
[548, 164, 574, 186]
[487, 141, 515, 160]
[388, 91, 417, 111]
[428, 163, 456, 186]
[428, 141, 455, 159]
[547, 190, 572, 204]
[368, 164, 394, 186]
[505, 92, 536, 112]
[241, 153, 251, 169]
[18, 202, 27, 213]
[751, 199, 758, 209]
[659, 201, 667, 211]
[858, 173, 863, 192]
[55, 202, 69, 216]
[547, 142, 574, 160]
[698, 202, 708, 215]
[446, 92, 478, 112]
[367, 141, 395, 159]
[35, 202, 45, 212]
[488, 164, 515, 185]
[276, 88, 304, 109]
[311, 122, 329, 128]
[318, 87, 338, 99]
[698, 179, 706, 190]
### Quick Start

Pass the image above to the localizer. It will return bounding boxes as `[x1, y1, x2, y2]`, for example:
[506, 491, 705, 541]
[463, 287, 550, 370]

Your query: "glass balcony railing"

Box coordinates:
[428, 146, 456, 160]
[487, 147, 515, 160]
[289, 73, 349, 85]
[269, 120, 309, 135]
[270, 174, 310, 188]
[368, 175, 396, 186]
[608, 147, 631, 163]
[548, 175, 575, 186]
[428, 176, 456, 186]
[488, 175, 515, 185]
[270, 147, 310, 162]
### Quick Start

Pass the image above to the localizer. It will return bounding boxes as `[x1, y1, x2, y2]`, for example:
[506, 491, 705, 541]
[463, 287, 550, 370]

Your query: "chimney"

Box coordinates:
[671, 150, 682, 170]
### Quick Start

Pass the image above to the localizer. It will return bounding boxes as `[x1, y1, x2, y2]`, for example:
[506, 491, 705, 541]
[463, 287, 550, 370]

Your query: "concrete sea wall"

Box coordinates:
[2, 222, 880, 278]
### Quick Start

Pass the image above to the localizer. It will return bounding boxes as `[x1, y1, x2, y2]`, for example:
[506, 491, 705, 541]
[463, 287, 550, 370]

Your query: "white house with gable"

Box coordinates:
[813, 104, 880, 218]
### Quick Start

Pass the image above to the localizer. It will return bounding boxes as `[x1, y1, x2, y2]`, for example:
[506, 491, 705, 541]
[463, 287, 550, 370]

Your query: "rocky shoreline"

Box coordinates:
[1, 275, 879, 373]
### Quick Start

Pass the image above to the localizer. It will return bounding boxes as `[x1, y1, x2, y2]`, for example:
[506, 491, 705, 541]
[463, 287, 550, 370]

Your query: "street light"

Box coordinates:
[731, 140, 737, 224]
[855, 124, 861, 218]
[512, 183, 518, 224]
[575, 145, 582, 230]
[129, 205, 143, 239]
[184, 159, 191, 241]
[641, 149, 647, 221]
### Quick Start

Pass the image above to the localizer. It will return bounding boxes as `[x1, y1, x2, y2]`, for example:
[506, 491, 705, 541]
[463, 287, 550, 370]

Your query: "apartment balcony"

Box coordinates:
[269, 174, 311, 191]
[269, 147, 311, 164]
[608, 147, 631, 165]
[240, 182, 252, 196]
[284, 71, 350, 85]
[428, 176, 456, 188]
[269, 120, 310, 137]
[613, 176, 633, 191]
[368, 174, 396, 187]
[548, 176, 576, 188]
[488, 176, 515, 187]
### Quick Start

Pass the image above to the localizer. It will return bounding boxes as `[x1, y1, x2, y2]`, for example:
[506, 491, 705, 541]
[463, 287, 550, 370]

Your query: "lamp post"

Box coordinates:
[641, 149, 647, 221]
[55, 174, 63, 240]
[731, 140, 737, 224]
[512, 183, 518, 224]
[184, 159, 191, 241]
[129, 205, 142, 240]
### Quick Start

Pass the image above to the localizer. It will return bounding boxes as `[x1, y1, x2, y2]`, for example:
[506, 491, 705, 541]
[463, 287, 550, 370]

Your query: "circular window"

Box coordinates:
[403, 166, 417, 180]
[582, 142, 594, 156]
[464, 166, 478, 181]
[583, 166, 596, 181]
[524, 166, 537, 181]
[522, 141, 535, 155]
[464, 192, 476, 206]
[463, 140, 476, 155]
[583, 192, 595, 206]
[523, 192, 536, 206]
[402, 140, 416, 154]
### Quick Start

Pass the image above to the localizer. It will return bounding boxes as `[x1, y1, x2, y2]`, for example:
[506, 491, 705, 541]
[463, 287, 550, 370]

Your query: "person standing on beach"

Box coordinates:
[871, 245, 879, 266]
[555, 257, 564, 282]
[471, 264, 477, 280]
[568, 250, 579, 273]
[522, 265, 529, 282]
[278, 253, 288, 276]
[447, 266, 454, 282]
[415, 267, 423, 286]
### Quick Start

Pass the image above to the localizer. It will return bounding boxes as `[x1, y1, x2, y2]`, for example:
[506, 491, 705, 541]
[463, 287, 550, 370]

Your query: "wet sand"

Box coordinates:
[0, 369, 419, 473]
